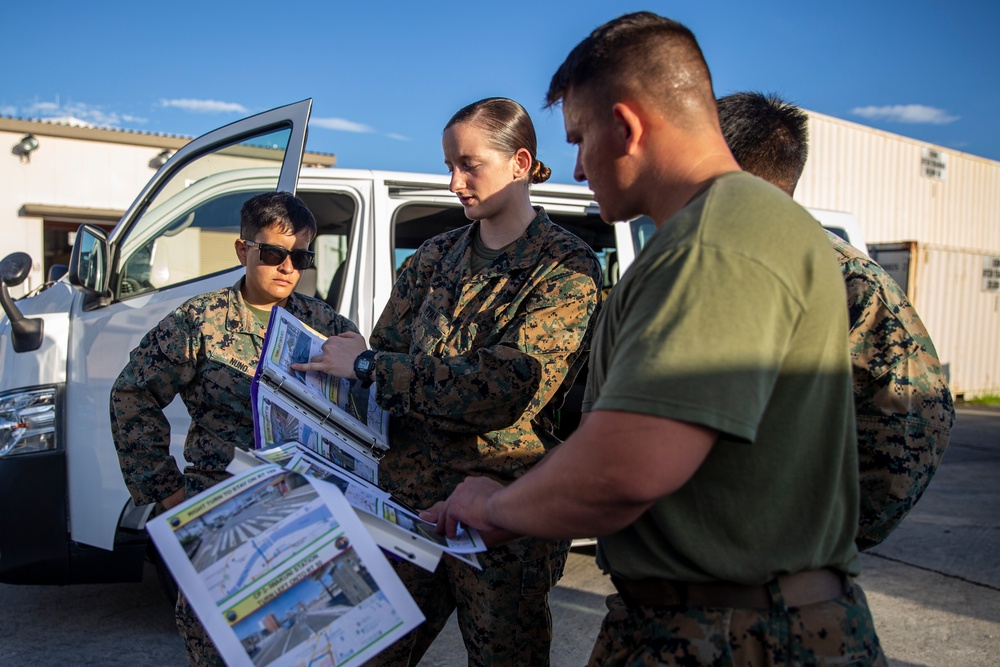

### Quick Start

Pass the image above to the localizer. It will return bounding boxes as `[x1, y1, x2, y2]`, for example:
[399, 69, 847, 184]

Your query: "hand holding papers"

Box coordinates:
[147, 465, 423, 667]
[285, 446, 484, 572]
[150, 309, 488, 666]
[232, 441, 484, 572]
[252, 307, 388, 484]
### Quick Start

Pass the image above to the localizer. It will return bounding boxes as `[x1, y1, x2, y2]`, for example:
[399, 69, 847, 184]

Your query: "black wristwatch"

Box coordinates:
[353, 350, 377, 383]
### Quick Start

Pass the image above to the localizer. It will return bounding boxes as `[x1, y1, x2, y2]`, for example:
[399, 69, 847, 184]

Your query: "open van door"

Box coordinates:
[65, 100, 312, 555]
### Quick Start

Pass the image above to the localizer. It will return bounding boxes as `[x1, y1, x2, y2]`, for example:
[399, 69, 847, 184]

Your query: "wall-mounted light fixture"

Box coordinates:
[12, 134, 39, 163]
[149, 149, 172, 170]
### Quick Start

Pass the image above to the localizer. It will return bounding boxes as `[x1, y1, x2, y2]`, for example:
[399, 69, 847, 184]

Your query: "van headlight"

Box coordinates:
[0, 388, 58, 458]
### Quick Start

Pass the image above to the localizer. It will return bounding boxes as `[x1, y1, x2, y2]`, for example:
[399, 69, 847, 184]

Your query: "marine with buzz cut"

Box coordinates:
[716, 90, 955, 552]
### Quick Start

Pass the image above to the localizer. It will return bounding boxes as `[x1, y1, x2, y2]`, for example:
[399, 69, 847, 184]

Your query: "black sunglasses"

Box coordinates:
[242, 240, 314, 270]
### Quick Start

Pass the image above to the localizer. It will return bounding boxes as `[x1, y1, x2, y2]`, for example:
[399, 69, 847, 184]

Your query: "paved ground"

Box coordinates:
[1, 406, 996, 666]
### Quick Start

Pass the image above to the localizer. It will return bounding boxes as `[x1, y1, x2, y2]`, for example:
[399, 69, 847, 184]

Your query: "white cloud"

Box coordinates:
[310, 117, 374, 133]
[26, 101, 61, 114]
[0, 104, 16, 116]
[78, 107, 147, 127]
[20, 99, 145, 128]
[851, 104, 959, 125]
[160, 98, 248, 114]
[385, 133, 410, 141]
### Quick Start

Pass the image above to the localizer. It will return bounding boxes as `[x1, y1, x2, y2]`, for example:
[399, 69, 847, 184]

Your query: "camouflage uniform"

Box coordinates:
[588, 583, 887, 666]
[367, 208, 602, 667]
[827, 231, 955, 550]
[110, 277, 356, 667]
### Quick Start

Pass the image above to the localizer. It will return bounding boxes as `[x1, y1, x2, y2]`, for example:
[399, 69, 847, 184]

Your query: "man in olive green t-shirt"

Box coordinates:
[588, 170, 860, 587]
[431, 12, 886, 667]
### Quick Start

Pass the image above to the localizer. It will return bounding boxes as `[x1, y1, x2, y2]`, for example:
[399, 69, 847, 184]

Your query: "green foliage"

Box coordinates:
[964, 394, 1000, 406]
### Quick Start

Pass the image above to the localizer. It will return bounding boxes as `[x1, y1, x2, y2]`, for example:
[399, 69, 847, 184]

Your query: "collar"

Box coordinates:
[225, 277, 306, 336]
[458, 207, 553, 277]
[226, 277, 262, 336]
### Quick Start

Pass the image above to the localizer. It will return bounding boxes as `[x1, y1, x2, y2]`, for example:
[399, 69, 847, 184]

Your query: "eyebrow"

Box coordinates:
[444, 152, 484, 166]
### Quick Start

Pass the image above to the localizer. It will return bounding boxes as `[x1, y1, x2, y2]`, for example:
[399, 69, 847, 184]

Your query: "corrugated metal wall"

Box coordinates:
[798, 111, 1000, 251]
[910, 246, 1000, 398]
[796, 111, 1000, 398]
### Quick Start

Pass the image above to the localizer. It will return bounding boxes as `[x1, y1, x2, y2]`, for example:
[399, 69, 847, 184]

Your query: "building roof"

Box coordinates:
[0, 115, 336, 167]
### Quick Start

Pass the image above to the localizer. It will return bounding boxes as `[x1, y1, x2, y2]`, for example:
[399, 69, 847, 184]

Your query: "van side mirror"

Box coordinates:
[68, 224, 112, 311]
[1, 252, 31, 286]
[0, 252, 44, 353]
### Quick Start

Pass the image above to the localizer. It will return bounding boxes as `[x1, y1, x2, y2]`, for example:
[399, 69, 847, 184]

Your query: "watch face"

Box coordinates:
[355, 351, 376, 379]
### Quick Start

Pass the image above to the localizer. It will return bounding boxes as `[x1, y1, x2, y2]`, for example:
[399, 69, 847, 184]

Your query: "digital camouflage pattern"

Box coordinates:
[111, 278, 357, 505]
[368, 207, 601, 666]
[111, 278, 356, 667]
[176, 593, 225, 667]
[827, 231, 955, 551]
[365, 538, 569, 667]
[588, 583, 886, 666]
[370, 207, 603, 509]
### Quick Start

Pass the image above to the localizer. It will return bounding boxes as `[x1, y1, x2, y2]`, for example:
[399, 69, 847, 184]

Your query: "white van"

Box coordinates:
[0, 100, 639, 586]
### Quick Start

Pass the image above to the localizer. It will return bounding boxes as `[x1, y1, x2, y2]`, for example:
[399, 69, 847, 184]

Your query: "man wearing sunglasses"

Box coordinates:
[110, 191, 357, 667]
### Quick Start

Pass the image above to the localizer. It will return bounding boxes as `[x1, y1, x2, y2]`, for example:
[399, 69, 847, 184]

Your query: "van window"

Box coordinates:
[118, 190, 264, 297]
[552, 212, 619, 296]
[631, 216, 657, 253]
[393, 205, 466, 274]
[825, 227, 850, 243]
[297, 190, 357, 309]
[115, 128, 292, 299]
[391, 204, 617, 293]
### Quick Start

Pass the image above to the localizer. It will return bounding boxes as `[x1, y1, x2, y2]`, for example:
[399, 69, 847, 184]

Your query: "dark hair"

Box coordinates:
[717, 91, 809, 196]
[240, 191, 317, 242]
[445, 97, 551, 184]
[545, 11, 714, 123]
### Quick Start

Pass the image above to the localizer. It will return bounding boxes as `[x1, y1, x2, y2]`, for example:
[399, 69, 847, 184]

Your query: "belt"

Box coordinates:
[611, 568, 847, 610]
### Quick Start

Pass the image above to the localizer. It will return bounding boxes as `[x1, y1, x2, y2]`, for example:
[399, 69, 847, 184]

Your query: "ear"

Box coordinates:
[511, 147, 532, 180]
[235, 238, 249, 267]
[612, 102, 644, 156]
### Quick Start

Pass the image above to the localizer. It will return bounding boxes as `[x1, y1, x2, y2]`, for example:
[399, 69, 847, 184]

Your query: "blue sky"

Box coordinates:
[3, 1, 997, 185]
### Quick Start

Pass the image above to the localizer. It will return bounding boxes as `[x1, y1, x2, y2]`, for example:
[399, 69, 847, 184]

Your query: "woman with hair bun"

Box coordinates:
[294, 97, 602, 666]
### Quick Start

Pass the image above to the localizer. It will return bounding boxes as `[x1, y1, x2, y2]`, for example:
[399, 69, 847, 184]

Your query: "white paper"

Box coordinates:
[254, 382, 381, 485]
[261, 307, 389, 451]
[288, 448, 484, 560]
[147, 465, 424, 667]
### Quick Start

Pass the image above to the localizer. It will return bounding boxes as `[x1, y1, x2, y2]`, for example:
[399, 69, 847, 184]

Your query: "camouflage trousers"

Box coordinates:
[364, 536, 569, 667]
[176, 592, 225, 667]
[587, 579, 887, 666]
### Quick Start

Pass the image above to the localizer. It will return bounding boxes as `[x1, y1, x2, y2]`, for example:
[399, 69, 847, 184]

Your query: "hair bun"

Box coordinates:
[531, 160, 552, 184]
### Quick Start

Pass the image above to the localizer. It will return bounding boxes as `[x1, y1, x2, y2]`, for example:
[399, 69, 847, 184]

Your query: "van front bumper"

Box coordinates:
[0, 449, 72, 584]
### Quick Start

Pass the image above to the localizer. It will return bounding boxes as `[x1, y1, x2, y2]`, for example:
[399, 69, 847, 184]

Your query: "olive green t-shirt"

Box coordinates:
[587, 172, 859, 584]
[470, 226, 514, 274]
[246, 303, 272, 330]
